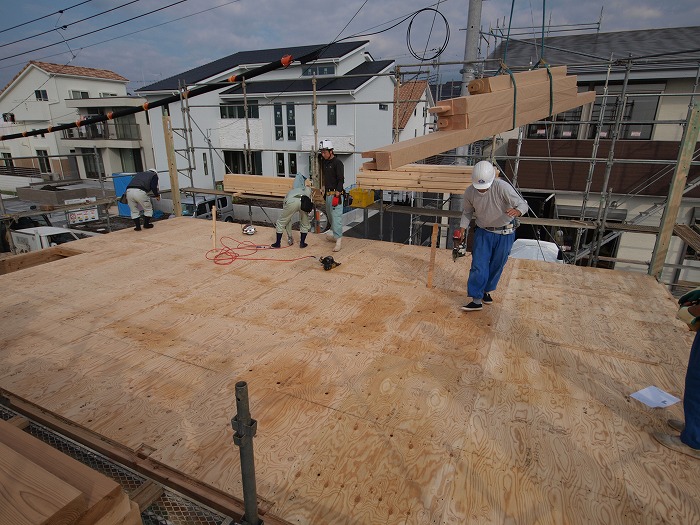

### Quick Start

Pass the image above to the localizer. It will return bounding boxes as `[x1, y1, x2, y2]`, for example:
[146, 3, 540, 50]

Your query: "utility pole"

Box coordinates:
[448, 0, 483, 245]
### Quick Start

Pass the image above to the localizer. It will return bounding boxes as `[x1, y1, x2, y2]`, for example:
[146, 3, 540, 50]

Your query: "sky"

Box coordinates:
[1, 0, 699, 93]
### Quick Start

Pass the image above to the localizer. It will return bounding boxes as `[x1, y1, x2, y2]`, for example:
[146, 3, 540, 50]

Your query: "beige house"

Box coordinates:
[0, 61, 154, 192]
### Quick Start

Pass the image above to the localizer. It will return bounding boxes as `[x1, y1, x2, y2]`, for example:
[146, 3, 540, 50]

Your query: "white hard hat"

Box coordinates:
[319, 139, 333, 150]
[242, 224, 256, 235]
[148, 168, 157, 174]
[472, 161, 496, 190]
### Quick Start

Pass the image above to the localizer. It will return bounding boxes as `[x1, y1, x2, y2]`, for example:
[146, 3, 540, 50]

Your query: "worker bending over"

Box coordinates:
[457, 161, 528, 312]
[271, 172, 312, 249]
[126, 168, 160, 231]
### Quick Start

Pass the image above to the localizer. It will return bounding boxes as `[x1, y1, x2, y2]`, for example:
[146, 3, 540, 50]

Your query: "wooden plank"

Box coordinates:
[129, 480, 164, 512]
[467, 65, 567, 94]
[7, 416, 29, 429]
[426, 224, 438, 288]
[0, 440, 87, 525]
[0, 420, 124, 525]
[223, 174, 295, 197]
[363, 89, 595, 170]
[0, 246, 83, 276]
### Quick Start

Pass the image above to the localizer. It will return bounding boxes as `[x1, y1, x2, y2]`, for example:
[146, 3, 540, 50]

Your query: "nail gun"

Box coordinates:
[452, 229, 467, 262]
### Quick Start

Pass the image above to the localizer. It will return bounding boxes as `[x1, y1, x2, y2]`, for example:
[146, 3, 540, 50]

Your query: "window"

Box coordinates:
[35, 90, 48, 101]
[70, 90, 89, 99]
[287, 103, 296, 141]
[99, 92, 118, 97]
[119, 149, 143, 172]
[587, 84, 661, 140]
[379, 103, 388, 111]
[81, 148, 104, 178]
[274, 103, 283, 141]
[1, 152, 14, 168]
[288, 153, 297, 175]
[36, 150, 50, 173]
[2, 113, 15, 123]
[223, 150, 262, 175]
[276, 153, 285, 176]
[301, 65, 335, 76]
[328, 102, 337, 126]
[219, 100, 259, 119]
[527, 106, 582, 139]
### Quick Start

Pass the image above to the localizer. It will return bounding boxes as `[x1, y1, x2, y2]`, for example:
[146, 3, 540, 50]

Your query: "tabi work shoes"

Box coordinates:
[461, 302, 483, 312]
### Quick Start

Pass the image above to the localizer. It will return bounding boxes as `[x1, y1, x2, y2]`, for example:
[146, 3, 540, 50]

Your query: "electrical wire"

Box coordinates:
[0, 0, 141, 49]
[0, 0, 190, 62]
[0, 0, 95, 34]
[205, 235, 317, 265]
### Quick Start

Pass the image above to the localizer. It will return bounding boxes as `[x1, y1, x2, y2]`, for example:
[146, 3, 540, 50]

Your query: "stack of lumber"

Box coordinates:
[361, 66, 596, 172]
[356, 163, 473, 193]
[223, 173, 294, 198]
[0, 419, 140, 525]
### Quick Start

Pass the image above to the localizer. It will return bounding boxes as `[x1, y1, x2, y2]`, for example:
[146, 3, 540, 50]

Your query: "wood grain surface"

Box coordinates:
[0, 217, 697, 524]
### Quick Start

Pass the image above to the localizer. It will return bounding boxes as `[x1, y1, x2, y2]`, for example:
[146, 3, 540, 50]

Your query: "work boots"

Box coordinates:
[133, 218, 141, 231]
[143, 216, 154, 229]
[333, 238, 342, 252]
[270, 232, 282, 248]
[287, 233, 294, 246]
[300, 232, 308, 249]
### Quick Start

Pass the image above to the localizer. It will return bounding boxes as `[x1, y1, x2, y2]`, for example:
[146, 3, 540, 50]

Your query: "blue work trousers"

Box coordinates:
[467, 227, 515, 300]
[682, 331, 700, 449]
[325, 194, 344, 239]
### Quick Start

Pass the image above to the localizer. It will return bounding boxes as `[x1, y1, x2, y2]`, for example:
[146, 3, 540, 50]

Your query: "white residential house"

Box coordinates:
[0, 61, 154, 192]
[137, 41, 403, 192]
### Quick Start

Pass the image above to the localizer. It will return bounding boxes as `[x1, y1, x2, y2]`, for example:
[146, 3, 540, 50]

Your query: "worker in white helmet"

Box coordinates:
[456, 161, 528, 312]
[319, 139, 344, 252]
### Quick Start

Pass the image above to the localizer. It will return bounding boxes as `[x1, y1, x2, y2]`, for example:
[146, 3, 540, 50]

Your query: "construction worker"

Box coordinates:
[652, 288, 700, 459]
[126, 168, 160, 231]
[319, 139, 344, 252]
[271, 172, 312, 249]
[457, 161, 528, 312]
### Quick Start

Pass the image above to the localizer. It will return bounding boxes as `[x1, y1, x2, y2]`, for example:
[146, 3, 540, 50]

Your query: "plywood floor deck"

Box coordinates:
[1, 217, 698, 524]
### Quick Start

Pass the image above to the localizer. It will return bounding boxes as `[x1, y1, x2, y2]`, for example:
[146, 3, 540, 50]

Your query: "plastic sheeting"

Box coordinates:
[510, 238, 562, 263]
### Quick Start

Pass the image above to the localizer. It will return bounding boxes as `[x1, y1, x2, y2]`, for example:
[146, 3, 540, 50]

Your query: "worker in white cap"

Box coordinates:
[319, 139, 344, 252]
[456, 161, 528, 312]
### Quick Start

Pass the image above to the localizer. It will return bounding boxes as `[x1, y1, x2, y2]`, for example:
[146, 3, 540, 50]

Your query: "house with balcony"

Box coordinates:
[0, 61, 154, 191]
[482, 26, 700, 284]
[137, 41, 405, 191]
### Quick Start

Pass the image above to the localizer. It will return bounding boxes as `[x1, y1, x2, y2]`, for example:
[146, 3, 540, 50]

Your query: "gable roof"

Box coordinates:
[138, 41, 371, 92]
[393, 80, 428, 130]
[489, 26, 700, 75]
[218, 59, 393, 97]
[1, 60, 128, 97]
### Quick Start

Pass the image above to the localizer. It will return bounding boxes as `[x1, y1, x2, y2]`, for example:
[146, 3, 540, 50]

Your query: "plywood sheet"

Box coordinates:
[0, 218, 697, 524]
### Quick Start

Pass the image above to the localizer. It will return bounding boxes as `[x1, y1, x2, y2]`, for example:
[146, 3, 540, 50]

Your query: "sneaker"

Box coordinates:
[668, 419, 686, 432]
[333, 238, 342, 252]
[482, 293, 493, 304]
[461, 302, 483, 312]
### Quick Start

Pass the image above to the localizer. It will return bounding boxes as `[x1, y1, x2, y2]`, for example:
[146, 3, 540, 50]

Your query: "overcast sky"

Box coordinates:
[1, 0, 699, 93]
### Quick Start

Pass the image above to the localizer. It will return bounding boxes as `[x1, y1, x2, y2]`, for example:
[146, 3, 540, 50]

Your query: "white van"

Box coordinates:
[156, 192, 235, 222]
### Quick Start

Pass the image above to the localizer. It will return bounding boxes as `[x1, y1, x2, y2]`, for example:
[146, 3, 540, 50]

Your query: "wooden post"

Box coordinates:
[427, 223, 439, 288]
[212, 205, 217, 250]
[649, 103, 700, 279]
[162, 115, 182, 216]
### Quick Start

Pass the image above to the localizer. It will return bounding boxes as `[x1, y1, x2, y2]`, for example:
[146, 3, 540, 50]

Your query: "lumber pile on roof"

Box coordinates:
[0, 419, 140, 525]
[360, 66, 596, 174]
[223, 173, 294, 198]
[356, 163, 473, 193]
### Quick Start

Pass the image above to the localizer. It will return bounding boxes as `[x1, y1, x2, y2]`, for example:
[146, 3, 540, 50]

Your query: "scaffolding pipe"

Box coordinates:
[589, 59, 632, 266]
[231, 381, 261, 525]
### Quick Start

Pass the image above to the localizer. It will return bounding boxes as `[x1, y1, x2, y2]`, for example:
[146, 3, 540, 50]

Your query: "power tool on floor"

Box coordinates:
[452, 228, 467, 262]
[320, 256, 341, 271]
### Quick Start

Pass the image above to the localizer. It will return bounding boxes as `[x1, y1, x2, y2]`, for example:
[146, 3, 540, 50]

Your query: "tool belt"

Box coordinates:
[482, 224, 515, 235]
[326, 190, 339, 196]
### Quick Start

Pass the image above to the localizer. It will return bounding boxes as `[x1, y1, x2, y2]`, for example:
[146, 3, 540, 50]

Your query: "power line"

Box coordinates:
[0, 0, 96, 34]
[0, 0, 190, 62]
[0, 0, 243, 73]
[0, 0, 142, 50]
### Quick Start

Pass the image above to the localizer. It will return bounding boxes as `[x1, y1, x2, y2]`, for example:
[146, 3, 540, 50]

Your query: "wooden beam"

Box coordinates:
[427, 224, 439, 288]
[650, 103, 700, 278]
[163, 115, 182, 217]
[467, 65, 567, 94]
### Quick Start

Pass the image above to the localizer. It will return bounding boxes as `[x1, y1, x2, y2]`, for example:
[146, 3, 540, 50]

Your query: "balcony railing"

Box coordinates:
[61, 121, 141, 141]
